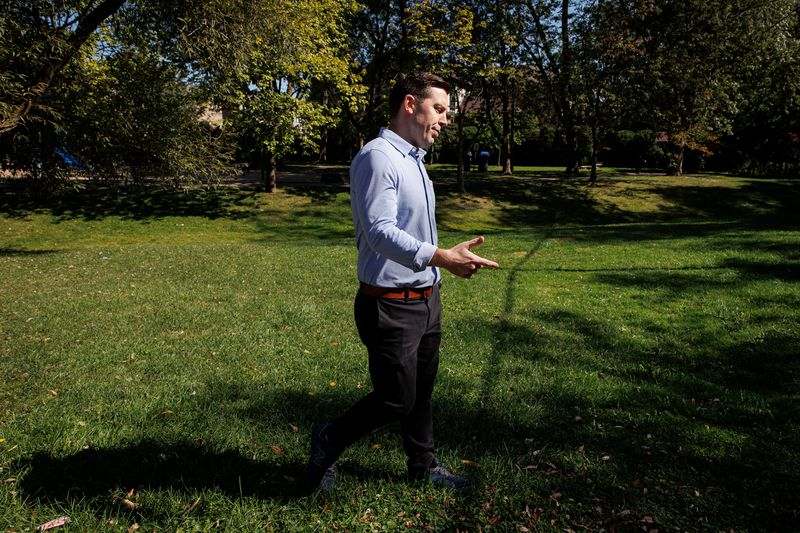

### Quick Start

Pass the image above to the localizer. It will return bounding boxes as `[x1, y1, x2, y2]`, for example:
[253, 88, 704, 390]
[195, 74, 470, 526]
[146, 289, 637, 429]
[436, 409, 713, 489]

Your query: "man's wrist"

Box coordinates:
[429, 247, 450, 268]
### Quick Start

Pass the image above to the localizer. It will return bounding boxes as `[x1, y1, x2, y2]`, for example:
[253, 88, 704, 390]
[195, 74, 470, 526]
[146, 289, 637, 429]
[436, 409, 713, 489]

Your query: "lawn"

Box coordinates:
[1, 168, 799, 531]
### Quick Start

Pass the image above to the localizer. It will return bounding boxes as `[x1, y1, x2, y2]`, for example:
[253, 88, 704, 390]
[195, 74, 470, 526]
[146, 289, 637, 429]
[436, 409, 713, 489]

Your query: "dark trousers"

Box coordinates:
[328, 285, 441, 474]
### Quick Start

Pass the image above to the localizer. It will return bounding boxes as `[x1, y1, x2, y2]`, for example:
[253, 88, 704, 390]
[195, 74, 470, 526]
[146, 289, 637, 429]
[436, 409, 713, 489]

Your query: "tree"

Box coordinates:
[405, 0, 476, 190]
[519, 0, 582, 175]
[720, 0, 800, 175]
[0, 0, 126, 135]
[586, 0, 752, 176]
[0, 0, 261, 185]
[221, 0, 357, 192]
[476, 0, 527, 176]
[573, 0, 638, 183]
[338, 0, 408, 151]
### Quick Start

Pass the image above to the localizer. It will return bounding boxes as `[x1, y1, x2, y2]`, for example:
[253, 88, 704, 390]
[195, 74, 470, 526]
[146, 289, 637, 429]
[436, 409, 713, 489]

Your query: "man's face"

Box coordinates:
[409, 87, 450, 149]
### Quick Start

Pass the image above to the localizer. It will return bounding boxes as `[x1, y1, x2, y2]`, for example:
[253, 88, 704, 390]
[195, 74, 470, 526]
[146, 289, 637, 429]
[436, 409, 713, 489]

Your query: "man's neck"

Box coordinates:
[388, 123, 419, 149]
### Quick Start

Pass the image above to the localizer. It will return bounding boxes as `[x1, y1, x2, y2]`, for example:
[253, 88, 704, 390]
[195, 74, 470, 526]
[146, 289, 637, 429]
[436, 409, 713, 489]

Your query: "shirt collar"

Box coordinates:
[379, 127, 426, 161]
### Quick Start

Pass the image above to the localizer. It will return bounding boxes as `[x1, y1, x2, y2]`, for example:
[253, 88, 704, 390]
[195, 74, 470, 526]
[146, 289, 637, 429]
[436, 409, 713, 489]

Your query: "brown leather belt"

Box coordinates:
[359, 282, 434, 300]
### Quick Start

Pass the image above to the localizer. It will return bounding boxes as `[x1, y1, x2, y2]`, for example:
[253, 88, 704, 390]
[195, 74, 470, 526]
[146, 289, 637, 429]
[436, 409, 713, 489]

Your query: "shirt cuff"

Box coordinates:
[412, 242, 437, 272]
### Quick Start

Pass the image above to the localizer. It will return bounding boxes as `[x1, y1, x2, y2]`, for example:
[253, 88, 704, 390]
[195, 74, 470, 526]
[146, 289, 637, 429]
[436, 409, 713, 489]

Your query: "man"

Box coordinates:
[307, 72, 499, 492]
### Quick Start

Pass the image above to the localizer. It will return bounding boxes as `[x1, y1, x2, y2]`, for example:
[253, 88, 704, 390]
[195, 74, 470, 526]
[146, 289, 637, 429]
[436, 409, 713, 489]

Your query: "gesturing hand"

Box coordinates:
[430, 236, 500, 278]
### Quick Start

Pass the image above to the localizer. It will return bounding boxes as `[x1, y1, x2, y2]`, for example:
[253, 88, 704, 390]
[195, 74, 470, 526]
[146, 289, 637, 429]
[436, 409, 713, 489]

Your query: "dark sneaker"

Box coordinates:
[306, 422, 341, 492]
[317, 463, 337, 492]
[411, 460, 470, 491]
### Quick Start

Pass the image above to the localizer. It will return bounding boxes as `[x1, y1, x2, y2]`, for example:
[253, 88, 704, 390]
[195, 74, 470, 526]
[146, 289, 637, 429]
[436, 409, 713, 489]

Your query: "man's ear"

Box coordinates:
[402, 94, 416, 115]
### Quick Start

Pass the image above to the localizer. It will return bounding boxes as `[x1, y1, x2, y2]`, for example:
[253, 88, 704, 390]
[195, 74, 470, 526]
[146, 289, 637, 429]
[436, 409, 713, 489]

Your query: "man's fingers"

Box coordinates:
[479, 257, 500, 269]
[467, 252, 499, 269]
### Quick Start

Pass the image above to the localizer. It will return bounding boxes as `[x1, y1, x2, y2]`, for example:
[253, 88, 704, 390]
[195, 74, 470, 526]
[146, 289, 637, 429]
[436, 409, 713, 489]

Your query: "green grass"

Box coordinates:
[1, 168, 799, 531]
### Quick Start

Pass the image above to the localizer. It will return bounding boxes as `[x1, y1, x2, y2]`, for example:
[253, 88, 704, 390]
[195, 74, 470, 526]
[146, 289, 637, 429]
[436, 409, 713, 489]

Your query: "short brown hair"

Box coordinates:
[389, 72, 450, 118]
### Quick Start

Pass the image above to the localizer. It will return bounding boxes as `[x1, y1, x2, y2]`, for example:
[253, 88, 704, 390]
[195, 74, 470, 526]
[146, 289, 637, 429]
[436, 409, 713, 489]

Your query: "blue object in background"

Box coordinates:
[54, 146, 86, 170]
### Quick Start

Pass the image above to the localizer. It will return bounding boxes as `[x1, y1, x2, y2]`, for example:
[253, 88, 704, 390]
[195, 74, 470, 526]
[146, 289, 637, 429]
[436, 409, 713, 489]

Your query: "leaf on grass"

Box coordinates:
[289, 423, 299, 432]
[48, 390, 58, 397]
[329, 380, 337, 388]
[460, 459, 479, 467]
[270, 445, 285, 456]
[120, 498, 139, 510]
[127, 524, 140, 533]
[371, 443, 382, 449]
[37, 516, 70, 531]
[183, 497, 201, 515]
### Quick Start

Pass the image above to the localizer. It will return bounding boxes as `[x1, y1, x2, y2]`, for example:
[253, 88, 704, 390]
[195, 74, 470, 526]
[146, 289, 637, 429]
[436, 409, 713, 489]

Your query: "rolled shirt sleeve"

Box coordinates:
[351, 149, 435, 273]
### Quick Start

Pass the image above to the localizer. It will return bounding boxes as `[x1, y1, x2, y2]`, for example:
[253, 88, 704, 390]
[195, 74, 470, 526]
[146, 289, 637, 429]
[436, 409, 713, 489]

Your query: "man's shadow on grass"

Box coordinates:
[17, 440, 311, 510]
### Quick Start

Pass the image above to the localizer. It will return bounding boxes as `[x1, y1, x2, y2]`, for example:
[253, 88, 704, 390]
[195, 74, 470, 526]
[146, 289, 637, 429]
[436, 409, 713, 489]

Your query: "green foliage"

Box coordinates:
[0, 0, 246, 185]
[224, 0, 359, 162]
[2, 0, 798, 181]
[60, 46, 234, 184]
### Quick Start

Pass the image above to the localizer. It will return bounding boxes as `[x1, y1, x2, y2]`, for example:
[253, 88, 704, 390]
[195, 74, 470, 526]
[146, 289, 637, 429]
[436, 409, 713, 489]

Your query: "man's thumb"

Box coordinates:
[466, 235, 485, 249]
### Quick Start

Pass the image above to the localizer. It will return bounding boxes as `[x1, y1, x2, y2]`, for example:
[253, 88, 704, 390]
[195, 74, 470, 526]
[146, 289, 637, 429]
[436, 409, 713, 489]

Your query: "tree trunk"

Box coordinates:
[560, 0, 580, 176]
[456, 110, 466, 193]
[261, 149, 277, 192]
[318, 129, 328, 163]
[589, 92, 599, 185]
[318, 91, 328, 163]
[501, 76, 513, 175]
[589, 124, 598, 185]
[676, 144, 685, 176]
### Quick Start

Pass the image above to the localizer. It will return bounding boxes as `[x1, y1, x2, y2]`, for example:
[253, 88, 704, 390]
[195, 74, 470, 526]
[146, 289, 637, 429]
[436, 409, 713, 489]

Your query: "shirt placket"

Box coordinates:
[414, 155, 439, 285]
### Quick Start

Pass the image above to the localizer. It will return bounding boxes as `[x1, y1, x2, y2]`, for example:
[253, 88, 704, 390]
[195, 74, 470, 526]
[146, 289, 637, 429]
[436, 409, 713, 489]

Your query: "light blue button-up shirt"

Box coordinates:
[350, 127, 439, 288]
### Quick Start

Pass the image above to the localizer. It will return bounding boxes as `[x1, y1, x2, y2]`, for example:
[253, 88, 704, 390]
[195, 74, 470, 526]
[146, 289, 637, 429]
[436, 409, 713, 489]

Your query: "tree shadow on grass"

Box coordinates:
[433, 236, 799, 529]
[0, 248, 62, 256]
[0, 185, 253, 222]
[429, 171, 800, 233]
[249, 206, 354, 244]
